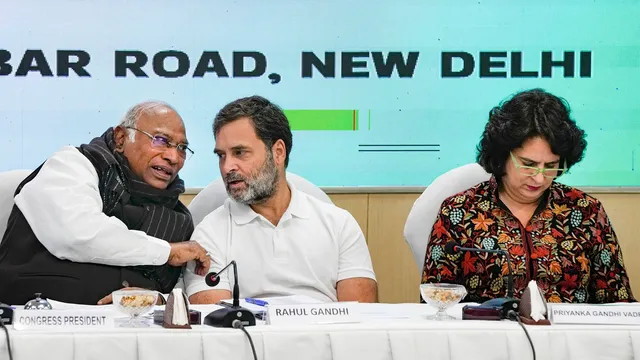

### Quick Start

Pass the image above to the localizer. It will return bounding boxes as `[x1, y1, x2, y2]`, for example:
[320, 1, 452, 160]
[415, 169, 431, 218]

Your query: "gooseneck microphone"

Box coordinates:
[203, 260, 256, 328]
[444, 240, 520, 318]
[205, 260, 241, 307]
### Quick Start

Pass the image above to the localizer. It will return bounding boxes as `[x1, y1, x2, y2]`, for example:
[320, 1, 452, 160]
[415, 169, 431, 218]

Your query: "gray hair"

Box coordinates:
[118, 101, 178, 142]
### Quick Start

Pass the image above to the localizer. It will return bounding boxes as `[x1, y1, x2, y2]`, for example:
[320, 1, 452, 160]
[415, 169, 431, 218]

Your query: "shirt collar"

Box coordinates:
[228, 180, 311, 225]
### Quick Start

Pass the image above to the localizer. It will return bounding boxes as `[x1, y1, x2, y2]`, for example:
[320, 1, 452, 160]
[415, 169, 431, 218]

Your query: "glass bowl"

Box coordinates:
[420, 283, 467, 320]
[112, 289, 158, 327]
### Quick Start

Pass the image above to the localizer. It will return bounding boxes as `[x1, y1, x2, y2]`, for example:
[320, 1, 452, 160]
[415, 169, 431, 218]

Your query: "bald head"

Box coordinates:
[119, 101, 184, 142]
[113, 100, 188, 189]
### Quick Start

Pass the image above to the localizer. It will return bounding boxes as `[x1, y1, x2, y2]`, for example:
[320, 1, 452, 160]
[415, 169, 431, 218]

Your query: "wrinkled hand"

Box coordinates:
[168, 241, 210, 276]
[97, 287, 164, 305]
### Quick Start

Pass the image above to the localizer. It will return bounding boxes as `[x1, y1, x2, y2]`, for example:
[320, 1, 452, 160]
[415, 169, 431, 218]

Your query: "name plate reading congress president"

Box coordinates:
[266, 302, 360, 325]
[13, 309, 115, 330]
[548, 304, 640, 325]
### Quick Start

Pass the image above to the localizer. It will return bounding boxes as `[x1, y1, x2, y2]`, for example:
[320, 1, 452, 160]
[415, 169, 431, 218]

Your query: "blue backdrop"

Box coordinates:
[1, 0, 638, 187]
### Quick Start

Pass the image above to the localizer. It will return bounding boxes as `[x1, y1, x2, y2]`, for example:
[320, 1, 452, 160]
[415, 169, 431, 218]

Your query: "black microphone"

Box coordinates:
[205, 261, 241, 307]
[0, 302, 13, 325]
[202, 260, 256, 328]
[445, 240, 520, 318]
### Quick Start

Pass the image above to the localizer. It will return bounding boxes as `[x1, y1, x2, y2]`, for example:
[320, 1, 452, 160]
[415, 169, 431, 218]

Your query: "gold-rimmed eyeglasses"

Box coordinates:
[126, 127, 194, 160]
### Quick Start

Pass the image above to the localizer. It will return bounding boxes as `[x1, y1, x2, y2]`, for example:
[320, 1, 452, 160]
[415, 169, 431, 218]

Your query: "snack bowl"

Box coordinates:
[420, 283, 467, 320]
[112, 289, 158, 327]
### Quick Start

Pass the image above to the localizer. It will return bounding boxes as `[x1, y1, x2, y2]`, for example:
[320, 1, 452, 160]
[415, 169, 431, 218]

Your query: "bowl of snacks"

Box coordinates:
[112, 289, 158, 327]
[420, 283, 467, 320]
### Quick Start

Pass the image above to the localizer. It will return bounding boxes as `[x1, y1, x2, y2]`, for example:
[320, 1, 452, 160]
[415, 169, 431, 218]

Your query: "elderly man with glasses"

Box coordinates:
[0, 101, 210, 306]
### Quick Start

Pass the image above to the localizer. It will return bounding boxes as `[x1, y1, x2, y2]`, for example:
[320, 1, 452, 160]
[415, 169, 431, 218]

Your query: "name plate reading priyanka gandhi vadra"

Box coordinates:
[548, 303, 640, 325]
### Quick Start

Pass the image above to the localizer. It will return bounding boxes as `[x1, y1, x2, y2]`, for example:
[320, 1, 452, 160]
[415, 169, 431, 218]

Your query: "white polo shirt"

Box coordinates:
[183, 182, 376, 303]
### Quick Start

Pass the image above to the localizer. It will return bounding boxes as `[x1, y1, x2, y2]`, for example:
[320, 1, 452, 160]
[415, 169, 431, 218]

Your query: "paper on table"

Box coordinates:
[526, 280, 547, 321]
[221, 295, 323, 312]
[357, 303, 421, 319]
[357, 302, 479, 320]
[254, 295, 324, 305]
[47, 299, 114, 310]
[170, 288, 189, 326]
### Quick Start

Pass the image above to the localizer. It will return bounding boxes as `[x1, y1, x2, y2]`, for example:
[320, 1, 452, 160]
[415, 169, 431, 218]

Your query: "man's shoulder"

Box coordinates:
[50, 145, 85, 160]
[194, 201, 231, 231]
[298, 190, 353, 223]
[27, 146, 98, 186]
[46, 145, 96, 171]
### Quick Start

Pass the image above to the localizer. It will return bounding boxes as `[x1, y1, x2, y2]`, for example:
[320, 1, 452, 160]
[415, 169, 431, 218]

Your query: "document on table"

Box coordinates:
[47, 299, 114, 310]
[356, 302, 480, 320]
[220, 295, 323, 313]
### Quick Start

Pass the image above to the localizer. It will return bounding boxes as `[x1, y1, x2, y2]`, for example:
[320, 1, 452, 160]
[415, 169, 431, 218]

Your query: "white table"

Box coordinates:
[2, 304, 639, 360]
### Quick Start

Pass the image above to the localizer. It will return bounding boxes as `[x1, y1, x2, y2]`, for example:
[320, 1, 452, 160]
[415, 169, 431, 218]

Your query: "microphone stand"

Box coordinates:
[0, 302, 13, 325]
[479, 249, 520, 317]
[203, 261, 256, 327]
[452, 245, 520, 320]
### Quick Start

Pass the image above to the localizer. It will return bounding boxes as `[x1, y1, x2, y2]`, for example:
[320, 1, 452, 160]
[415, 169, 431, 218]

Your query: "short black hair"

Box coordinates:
[477, 88, 587, 178]
[213, 95, 293, 167]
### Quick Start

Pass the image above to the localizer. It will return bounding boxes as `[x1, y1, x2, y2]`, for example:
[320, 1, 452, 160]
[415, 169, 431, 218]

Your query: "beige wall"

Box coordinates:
[180, 192, 640, 304]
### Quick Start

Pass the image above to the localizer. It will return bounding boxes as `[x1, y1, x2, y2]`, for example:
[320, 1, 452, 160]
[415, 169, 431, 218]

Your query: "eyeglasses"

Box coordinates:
[510, 152, 567, 178]
[125, 127, 194, 160]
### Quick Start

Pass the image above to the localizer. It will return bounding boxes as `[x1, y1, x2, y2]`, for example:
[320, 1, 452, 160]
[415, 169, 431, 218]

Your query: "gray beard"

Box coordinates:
[225, 152, 279, 205]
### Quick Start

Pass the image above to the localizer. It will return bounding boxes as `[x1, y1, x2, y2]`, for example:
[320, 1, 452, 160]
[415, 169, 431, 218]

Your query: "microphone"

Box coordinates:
[205, 261, 242, 307]
[444, 240, 520, 319]
[0, 302, 13, 325]
[202, 260, 256, 328]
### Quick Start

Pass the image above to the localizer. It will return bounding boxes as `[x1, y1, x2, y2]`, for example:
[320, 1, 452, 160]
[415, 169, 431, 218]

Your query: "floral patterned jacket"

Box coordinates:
[421, 177, 635, 304]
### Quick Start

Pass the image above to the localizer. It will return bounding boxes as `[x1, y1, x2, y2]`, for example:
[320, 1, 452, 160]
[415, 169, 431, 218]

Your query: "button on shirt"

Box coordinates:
[184, 182, 376, 302]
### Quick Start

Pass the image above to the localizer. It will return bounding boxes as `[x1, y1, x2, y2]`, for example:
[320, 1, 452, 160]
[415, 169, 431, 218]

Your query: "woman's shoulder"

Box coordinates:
[440, 180, 493, 208]
[548, 183, 607, 223]
[549, 182, 603, 207]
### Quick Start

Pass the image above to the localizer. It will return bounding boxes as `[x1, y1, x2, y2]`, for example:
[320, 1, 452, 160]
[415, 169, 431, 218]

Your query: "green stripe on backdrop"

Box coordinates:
[285, 110, 358, 130]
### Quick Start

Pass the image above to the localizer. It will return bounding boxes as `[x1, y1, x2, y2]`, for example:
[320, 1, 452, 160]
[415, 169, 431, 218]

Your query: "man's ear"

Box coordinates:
[271, 139, 287, 167]
[113, 126, 127, 152]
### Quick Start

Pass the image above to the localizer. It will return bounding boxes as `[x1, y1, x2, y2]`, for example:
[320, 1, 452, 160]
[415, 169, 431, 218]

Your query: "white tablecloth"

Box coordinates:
[2, 304, 640, 360]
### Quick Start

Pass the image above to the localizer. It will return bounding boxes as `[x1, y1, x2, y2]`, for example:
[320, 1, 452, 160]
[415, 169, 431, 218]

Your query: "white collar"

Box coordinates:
[229, 180, 310, 225]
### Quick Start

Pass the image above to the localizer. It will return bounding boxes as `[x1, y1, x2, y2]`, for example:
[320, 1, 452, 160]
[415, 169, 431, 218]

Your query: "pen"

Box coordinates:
[245, 298, 269, 306]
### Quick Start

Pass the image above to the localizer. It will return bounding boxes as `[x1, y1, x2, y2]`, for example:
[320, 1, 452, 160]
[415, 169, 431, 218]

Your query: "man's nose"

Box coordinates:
[221, 157, 239, 176]
[162, 146, 181, 164]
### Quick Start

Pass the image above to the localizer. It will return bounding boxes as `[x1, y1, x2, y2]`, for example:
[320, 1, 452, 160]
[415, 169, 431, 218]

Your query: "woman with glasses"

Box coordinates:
[421, 88, 635, 304]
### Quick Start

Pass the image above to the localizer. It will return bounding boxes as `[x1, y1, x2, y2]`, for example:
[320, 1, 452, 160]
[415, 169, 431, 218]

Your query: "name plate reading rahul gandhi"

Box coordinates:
[13, 309, 116, 330]
[548, 304, 640, 325]
[266, 302, 360, 325]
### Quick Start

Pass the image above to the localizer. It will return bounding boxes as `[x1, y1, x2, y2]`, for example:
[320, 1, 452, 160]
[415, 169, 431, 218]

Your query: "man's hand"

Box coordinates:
[168, 241, 211, 276]
[97, 287, 164, 305]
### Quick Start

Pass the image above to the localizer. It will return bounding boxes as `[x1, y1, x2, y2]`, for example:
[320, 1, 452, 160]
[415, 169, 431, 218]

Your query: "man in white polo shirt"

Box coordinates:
[185, 96, 377, 303]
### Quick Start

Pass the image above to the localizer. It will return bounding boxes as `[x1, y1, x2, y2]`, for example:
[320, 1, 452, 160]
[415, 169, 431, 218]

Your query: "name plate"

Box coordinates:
[266, 302, 360, 325]
[13, 309, 115, 330]
[548, 304, 640, 325]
